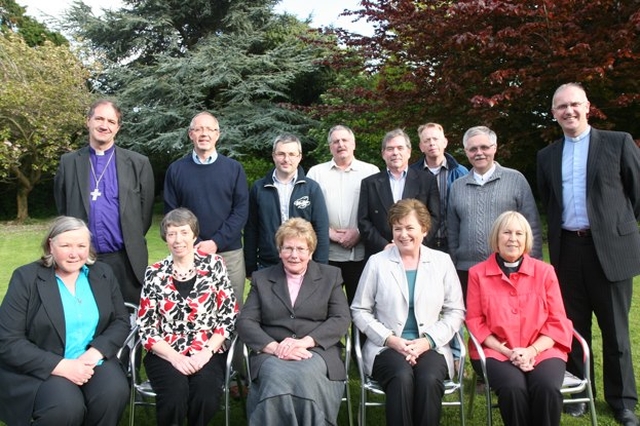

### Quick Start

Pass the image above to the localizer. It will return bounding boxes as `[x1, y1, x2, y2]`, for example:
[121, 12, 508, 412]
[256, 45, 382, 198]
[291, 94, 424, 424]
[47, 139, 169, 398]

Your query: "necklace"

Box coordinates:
[89, 150, 116, 201]
[172, 265, 196, 281]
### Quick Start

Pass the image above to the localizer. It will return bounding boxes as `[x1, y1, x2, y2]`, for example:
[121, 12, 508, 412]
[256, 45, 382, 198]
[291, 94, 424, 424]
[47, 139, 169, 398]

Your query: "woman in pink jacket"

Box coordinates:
[466, 211, 573, 426]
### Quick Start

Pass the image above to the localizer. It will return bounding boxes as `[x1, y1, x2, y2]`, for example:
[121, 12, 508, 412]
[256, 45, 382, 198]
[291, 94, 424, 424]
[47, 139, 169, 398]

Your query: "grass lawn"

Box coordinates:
[1, 216, 639, 425]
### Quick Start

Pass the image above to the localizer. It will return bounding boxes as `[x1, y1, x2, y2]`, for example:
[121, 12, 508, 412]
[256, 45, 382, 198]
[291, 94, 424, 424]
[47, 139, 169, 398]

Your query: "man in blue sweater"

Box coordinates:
[164, 112, 249, 307]
[244, 133, 329, 277]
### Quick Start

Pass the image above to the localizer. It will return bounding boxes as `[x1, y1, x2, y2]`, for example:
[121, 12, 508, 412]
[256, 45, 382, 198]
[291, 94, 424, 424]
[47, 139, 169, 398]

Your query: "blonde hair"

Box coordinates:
[41, 216, 96, 267]
[488, 211, 533, 254]
[275, 218, 317, 254]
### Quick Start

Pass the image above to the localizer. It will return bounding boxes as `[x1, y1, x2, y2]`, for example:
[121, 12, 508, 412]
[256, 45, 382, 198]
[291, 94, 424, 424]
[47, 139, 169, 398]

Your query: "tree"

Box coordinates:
[334, 0, 640, 177]
[0, 0, 67, 46]
[63, 0, 335, 164]
[0, 32, 92, 221]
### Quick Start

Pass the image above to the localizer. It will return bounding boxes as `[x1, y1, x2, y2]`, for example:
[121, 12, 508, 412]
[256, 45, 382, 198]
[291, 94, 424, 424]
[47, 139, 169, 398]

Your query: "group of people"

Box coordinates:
[0, 81, 637, 426]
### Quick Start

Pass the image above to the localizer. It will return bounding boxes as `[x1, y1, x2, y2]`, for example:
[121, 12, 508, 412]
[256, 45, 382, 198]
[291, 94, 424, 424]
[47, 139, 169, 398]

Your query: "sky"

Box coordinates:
[17, 0, 372, 35]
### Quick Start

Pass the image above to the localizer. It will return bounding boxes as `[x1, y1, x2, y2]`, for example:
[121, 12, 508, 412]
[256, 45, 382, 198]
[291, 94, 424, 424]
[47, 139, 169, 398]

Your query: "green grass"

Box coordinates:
[1, 216, 639, 425]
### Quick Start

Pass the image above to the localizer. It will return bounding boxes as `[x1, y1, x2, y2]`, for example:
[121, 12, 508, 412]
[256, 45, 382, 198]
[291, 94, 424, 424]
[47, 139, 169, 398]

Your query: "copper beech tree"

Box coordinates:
[327, 0, 640, 177]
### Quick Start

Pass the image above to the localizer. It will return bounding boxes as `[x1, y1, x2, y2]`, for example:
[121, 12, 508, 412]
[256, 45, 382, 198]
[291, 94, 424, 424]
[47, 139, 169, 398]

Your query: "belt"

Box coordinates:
[562, 229, 592, 237]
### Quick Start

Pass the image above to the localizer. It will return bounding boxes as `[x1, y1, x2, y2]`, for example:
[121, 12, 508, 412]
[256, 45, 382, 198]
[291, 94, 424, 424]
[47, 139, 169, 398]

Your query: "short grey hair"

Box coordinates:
[41, 216, 96, 267]
[551, 82, 588, 109]
[189, 111, 219, 130]
[327, 125, 355, 144]
[272, 133, 302, 153]
[462, 126, 497, 149]
[160, 208, 200, 242]
[381, 128, 411, 151]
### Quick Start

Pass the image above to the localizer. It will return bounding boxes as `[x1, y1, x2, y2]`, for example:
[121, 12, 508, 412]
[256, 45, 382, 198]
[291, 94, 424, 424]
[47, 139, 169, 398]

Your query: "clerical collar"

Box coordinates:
[496, 253, 523, 276]
[565, 126, 591, 144]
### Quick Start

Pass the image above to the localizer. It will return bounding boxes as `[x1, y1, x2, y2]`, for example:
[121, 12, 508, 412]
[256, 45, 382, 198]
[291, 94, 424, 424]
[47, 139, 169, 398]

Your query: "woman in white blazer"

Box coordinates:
[351, 199, 465, 426]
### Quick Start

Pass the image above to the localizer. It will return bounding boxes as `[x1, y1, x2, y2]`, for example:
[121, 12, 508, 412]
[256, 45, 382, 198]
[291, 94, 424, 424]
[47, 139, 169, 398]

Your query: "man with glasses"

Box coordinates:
[358, 128, 441, 260]
[538, 83, 640, 426]
[447, 125, 542, 296]
[164, 111, 249, 308]
[244, 133, 329, 277]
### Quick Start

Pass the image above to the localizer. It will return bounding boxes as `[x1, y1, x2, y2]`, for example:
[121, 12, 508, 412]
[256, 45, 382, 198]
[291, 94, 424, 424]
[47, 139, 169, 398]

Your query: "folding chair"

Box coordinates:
[467, 327, 597, 426]
[243, 333, 354, 426]
[353, 330, 466, 426]
[128, 334, 243, 426]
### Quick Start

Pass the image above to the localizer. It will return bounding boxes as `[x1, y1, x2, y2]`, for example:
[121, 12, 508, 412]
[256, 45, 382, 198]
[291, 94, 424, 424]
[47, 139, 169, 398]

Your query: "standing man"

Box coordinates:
[164, 111, 249, 307]
[358, 128, 440, 260]
[54, 99, 155, 304]
[448, 125, 542, 296]
[307, 125, 379, 303]
[410, 122, 468, 253]
[244, 133, 329, 277]
[538, 83, 640, 426]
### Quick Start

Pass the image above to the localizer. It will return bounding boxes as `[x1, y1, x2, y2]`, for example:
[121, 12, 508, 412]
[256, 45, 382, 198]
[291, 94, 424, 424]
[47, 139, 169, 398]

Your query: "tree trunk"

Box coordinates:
[15, 185, 31, 222]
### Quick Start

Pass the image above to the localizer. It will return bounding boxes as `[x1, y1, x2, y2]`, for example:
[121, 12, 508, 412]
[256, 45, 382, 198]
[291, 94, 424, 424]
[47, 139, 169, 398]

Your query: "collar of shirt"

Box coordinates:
[386, 168, 408, 180]
[272, 169, 298, 185]
[564, 126, 591, 144]
[472, 163, 497, 185]
[330, 158, 356, 171]
[426, 157, 448, 174]
[192, 150, 218, 165]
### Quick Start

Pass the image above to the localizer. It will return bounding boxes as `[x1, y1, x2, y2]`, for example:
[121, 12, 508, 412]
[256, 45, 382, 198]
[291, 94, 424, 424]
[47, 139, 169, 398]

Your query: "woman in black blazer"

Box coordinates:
[0, 216, 130, 426]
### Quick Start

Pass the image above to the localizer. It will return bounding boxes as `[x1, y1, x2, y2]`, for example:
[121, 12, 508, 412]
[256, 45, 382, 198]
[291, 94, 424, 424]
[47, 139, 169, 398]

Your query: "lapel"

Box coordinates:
[115, 146, 132, 215]
[269, 265, 295, 314]
[74, 147, 91, 215]
[402, 169, 419, 198]
[373, 172, 394, 213]
[388, 248, 409, 305]
[88, 264, 111, 331]
[586, 129, 602, 197]
[293, 261, 323, 309]
[549, 140, 564, 202]
[35, 266, 66, 345]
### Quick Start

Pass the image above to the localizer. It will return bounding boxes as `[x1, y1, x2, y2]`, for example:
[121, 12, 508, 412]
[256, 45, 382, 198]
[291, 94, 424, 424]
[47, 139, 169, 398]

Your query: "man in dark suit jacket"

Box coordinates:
[54, 100, 155, 304]
[358, 128, 440, 259]
[537, 83, 640, 426]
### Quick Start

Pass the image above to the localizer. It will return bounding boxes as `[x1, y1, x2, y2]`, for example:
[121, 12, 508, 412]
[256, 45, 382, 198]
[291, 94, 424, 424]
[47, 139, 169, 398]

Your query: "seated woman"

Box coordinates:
[466, 211, 573, 426]
[237, 217, 351, 425]
[351, 199, 465, 426]
[137, 208, 238, 426]
[0, 216, 130, 426]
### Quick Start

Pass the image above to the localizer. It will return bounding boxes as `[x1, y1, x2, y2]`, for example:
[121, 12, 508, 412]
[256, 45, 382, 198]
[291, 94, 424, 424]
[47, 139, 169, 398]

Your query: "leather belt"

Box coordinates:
[562, 229, 592, 237]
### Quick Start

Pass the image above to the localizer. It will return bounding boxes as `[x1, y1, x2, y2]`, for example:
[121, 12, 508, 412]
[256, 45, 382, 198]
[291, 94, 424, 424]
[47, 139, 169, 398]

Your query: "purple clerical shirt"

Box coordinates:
[88, 146, 124, 253]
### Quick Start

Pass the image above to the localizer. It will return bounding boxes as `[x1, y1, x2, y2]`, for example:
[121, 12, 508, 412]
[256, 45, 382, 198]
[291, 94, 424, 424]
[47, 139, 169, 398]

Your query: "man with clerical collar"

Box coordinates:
[307, 125, 379, 303]
[244, 133, 329, 277]
[358, 128, 441, 260]
[164, 111, 249, 309]
[538, 83, 640, 426]
[54, 99, 155, 304]
[409, 123, 468, 253]
[447, 125, 542, 297]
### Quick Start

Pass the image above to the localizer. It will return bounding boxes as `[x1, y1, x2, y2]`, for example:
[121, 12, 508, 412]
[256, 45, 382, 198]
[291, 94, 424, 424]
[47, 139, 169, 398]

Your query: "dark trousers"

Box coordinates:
[98, 250, 141, 305]
[471, 357, 565, 426]
[557, 232, 637, 411]
[372, 348, 447, 426]
[144, 351, 226, 426]
[457, 269, 469, 301]
[32, 358, 129, 426]
[329, 260, 366, 305]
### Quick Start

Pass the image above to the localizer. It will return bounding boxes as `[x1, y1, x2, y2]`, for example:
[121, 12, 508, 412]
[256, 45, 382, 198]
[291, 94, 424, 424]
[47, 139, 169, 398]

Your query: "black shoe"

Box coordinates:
[614, 409, 640, 426]
[564, 402, 587, 417]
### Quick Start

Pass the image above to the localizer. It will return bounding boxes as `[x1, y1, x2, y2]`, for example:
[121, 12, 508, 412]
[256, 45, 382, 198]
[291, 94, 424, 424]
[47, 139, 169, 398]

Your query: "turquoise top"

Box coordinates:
[401, 269, 419, 339]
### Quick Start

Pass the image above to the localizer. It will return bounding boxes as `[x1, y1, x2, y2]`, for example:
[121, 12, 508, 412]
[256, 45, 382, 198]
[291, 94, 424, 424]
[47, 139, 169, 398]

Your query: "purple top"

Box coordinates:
[88, 146, 124, 253]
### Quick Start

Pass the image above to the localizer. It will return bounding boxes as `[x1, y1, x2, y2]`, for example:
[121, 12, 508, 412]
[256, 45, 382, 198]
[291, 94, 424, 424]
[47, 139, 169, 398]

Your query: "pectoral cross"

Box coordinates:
[90, 187, 102, 201]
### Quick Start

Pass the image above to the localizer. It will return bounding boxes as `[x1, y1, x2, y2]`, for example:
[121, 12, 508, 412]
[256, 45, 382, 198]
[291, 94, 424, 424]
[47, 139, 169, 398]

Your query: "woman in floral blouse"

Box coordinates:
[137, 208, 238, 426]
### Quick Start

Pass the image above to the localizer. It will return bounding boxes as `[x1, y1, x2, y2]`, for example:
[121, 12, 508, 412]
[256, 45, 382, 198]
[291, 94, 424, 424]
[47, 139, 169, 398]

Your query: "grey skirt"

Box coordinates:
[247, 353, 345, 426]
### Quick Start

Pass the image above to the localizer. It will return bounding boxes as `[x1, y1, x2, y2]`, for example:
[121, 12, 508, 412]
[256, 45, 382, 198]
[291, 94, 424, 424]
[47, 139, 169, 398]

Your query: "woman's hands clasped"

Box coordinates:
[386, 335, 431, 366]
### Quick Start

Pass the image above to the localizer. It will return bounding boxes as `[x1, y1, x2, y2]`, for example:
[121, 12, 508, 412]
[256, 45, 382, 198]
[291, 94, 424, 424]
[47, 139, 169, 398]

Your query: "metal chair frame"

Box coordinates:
[128, 334, 242, 426]
[467, 327, 598, 426]
[353, 330, 466, 426]
[243, 333, 354, 426]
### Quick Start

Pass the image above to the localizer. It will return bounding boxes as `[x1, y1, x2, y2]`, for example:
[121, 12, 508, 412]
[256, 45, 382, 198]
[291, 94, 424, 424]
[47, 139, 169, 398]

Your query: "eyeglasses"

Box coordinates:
[190, 127, 219, 134]
[552, 101, 586, 112]
[280, 246, 309, 255]
[274, 152, 300, 160]
[465, 144, 495, 154]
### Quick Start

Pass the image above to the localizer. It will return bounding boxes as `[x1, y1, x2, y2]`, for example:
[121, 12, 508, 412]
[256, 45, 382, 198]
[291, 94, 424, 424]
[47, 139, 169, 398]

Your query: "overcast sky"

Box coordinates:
[17, 0, 372, 34]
